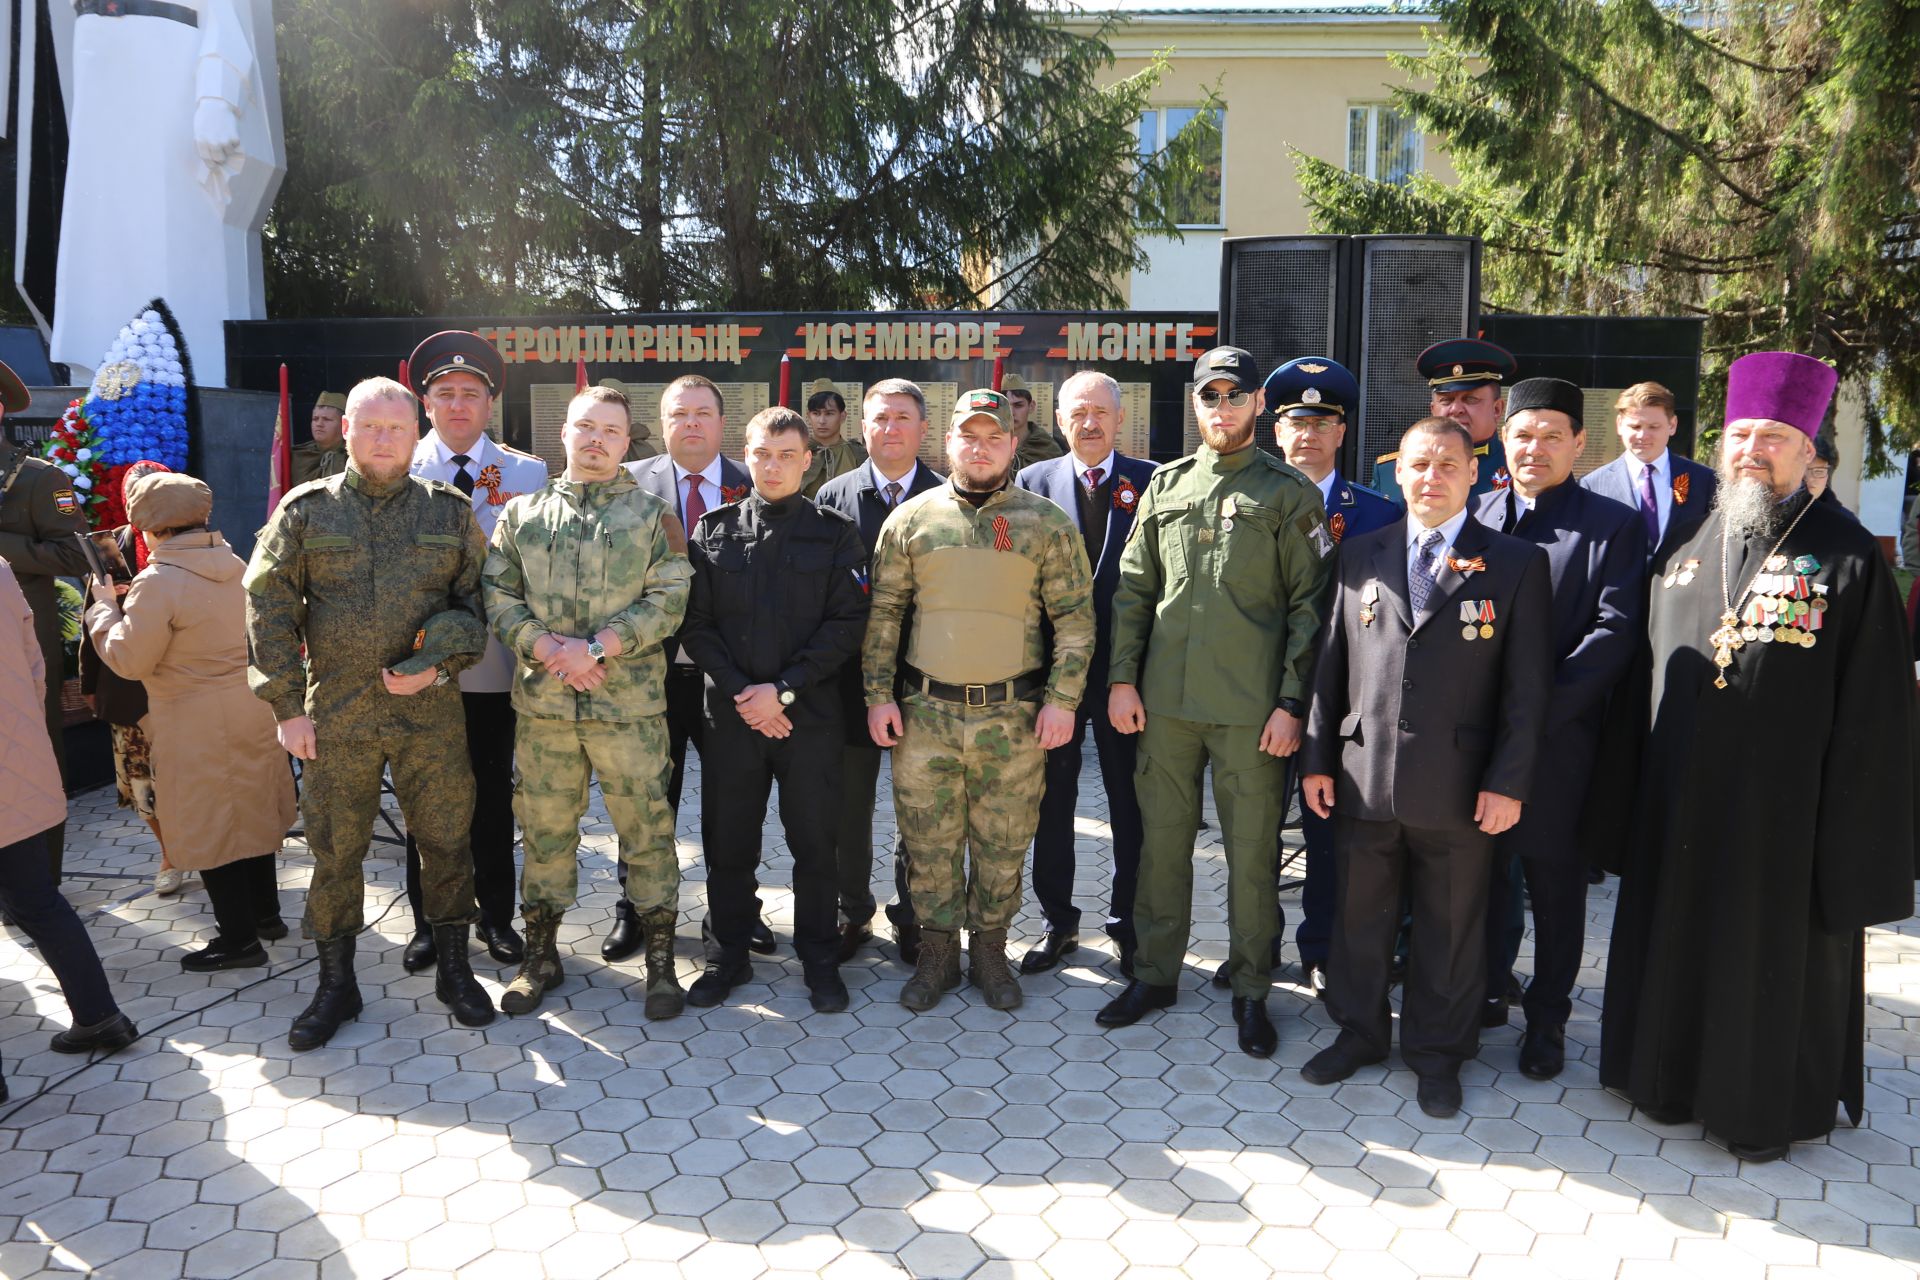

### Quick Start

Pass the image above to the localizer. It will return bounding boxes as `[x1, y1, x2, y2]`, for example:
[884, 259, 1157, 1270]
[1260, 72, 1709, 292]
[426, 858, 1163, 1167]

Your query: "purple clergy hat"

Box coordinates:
[1724, 352, 1837, 439]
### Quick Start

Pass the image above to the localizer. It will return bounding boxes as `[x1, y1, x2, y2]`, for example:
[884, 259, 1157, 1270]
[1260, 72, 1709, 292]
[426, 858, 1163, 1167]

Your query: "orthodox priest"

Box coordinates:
[1601, 351, 1920, 1161]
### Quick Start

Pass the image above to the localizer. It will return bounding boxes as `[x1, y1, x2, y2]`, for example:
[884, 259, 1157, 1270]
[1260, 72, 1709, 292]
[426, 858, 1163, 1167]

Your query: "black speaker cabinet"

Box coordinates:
[1218, 236, 1352, 384]
[1351, 235, 1481, 469]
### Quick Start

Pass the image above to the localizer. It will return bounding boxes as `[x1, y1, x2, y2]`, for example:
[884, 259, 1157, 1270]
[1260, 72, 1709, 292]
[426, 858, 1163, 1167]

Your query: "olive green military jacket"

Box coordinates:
[1014, 422, 1067, 472]
[482, 470, 692, 723]
[288, 440, 346, 489]
[0, 440, 90, 630]
[245, 467, 488, 736]
[801, 436, 868, 499]
[862, 481, 1096, 713]
[1110, 444, 1335, 725]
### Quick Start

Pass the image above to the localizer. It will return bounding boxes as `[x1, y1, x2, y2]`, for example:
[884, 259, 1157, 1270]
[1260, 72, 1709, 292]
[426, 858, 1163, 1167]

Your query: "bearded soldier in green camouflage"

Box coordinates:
[246, 377, 497, 1051]
[864, 388, 1096, 1013]
[483, 386, 694, 1020]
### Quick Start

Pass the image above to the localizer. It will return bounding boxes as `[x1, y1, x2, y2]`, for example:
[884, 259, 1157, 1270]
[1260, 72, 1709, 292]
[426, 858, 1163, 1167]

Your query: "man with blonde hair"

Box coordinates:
[1580, 381, 1717, 568]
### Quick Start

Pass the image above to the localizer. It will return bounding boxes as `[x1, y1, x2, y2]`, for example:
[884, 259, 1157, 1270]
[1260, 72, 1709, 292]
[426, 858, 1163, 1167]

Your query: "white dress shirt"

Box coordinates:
[673, 456, 726, 530]
[868, 460, 921, 505]
[1625, 450, 1673, 543]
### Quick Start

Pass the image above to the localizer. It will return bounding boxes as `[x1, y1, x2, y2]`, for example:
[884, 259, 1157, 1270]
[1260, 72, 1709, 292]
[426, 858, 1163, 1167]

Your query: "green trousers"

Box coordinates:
[1132, 712, 1285, 999]
[514, 715, 676, 915]
[890, 692, 1047, 932]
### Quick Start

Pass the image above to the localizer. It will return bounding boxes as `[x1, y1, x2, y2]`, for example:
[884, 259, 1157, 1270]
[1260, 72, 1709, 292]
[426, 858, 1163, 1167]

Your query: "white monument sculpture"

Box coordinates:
[8, 0, 285, 388]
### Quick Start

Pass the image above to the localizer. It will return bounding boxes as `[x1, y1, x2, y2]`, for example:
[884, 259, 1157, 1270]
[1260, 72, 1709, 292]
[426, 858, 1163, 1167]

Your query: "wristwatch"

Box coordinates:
[1275, 697, 1306, 718]
[587, 640, 606, 664]
[775, 680, 797, 706]
[433, 665, 452, 687]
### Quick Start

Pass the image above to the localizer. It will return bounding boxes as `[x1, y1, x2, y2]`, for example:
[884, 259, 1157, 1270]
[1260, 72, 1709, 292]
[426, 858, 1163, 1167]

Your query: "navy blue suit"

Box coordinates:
[1016, 452, 1158, 939]
[1579, 451, 1717, 571]
[1472, 479, 1648, 1028]
[1291, 474, 1400, 966]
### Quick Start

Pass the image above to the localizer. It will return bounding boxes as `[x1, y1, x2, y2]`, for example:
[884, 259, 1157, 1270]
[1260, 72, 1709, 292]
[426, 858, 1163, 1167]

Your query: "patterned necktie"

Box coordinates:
[1084, 466, 1105, 493]
[450, 453, 475, 498]
[684, 476, 707, 528]
[1639, 462, 1661, 546]
[884, 481, 902, 508]
[1409, 528, 1443, 615]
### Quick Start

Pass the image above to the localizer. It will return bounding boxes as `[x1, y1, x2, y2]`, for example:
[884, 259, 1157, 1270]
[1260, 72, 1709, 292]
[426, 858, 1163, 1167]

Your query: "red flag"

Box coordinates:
[398, 358, 411, 390]
[266, 363, 293, 514]
[992, 353, 1006, 391]
[576, 359, 589, 393]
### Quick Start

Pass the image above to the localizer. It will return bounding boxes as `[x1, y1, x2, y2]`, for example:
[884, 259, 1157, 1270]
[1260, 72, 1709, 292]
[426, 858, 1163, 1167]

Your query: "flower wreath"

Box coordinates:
[41, 401, 111, 521]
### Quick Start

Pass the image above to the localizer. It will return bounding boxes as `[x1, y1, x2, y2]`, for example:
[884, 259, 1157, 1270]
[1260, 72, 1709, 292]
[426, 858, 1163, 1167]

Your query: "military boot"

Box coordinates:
[289, 937, 362, 1051]
[500, 911, 565, 1016]
[432, 923, 497, 1027]
[640, 908, 684, 1020]
[899, 928, 962, 1011]
[968, 929, 1023, 1011]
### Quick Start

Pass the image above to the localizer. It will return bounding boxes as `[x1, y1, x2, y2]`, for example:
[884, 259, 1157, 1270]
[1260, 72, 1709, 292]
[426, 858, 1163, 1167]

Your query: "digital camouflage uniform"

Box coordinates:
[1109, 443, 1336, 998]
[245, 467, 489, 942]
[863, 481, 1096, 932]
[483, 470, 692, 915]
[801, 435, 868, 500]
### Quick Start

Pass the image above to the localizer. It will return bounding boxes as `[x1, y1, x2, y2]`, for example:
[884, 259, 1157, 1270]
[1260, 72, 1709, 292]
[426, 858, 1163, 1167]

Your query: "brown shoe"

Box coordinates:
[500, 911, 565, 1016]
[899, 928, 960, 1011]
[967, 929, 1022, 1011]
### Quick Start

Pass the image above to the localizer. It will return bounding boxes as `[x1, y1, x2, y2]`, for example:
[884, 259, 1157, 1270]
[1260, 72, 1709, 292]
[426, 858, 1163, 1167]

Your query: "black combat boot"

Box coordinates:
[640, 908, 685, 1020]
[432, 923, 496, 1027]
[289, 937, 362, 1051]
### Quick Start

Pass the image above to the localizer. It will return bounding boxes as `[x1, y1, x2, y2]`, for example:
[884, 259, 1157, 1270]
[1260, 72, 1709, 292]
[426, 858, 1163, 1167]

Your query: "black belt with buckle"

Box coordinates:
[904, 665, 1046, 707]
[75, 0, 200, 24]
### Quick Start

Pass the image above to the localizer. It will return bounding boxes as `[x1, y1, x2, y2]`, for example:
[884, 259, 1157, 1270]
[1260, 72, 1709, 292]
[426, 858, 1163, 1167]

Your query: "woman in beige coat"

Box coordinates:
[86, 474, 297, 971]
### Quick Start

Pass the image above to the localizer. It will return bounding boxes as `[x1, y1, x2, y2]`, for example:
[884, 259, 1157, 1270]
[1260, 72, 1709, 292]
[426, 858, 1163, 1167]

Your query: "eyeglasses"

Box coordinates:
[1195, 389, 1253, 408]
[1281, 419, 1341, 436]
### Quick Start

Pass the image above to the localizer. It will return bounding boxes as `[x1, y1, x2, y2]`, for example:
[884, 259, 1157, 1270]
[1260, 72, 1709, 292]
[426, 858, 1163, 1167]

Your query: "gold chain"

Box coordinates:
[1708, 495, 1814, 689]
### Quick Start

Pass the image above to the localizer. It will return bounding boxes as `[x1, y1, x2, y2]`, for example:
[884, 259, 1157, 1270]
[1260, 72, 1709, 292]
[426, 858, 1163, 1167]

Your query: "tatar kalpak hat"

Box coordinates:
[407, 331, 504, 395]
[1724, 351, 1838, 440]
[1505, 377, 1585, 428]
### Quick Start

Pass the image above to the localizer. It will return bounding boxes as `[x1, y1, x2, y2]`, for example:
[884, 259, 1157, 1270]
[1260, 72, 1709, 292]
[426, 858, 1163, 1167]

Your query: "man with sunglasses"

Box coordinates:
[1100, 347, 1336, 1057]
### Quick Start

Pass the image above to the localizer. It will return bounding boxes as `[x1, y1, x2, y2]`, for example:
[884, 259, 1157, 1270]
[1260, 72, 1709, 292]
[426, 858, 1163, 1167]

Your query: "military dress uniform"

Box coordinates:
[245, 464, 497, 1046]
[1107, 350, 1337, 1017]
[483, 470, 692, 1018]
[0, 382, 91, 877]
[863, 390, 1096, 1011]
[1373, 339, 1519, 504]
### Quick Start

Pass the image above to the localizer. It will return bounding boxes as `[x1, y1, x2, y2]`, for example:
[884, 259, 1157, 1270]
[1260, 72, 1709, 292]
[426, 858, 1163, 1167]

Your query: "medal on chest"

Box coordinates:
[1360, 580, 1379, 627]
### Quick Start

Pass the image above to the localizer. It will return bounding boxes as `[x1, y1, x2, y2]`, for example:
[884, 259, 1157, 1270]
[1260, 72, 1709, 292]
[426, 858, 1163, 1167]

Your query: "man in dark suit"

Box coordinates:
[1220, 357, 1399, 996]
[1579, 381, 1717, 570]
[814, 379, 943, 964]
[1472, 378, 1647, 1079]
[1300, 415, 1554, 1118]
[605, 374, 759, 962]
[1014, 371, 1158, 975]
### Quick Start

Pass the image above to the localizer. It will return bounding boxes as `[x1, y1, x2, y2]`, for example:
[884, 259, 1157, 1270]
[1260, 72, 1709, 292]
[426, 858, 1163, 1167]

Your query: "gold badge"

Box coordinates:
[1452, 364, 1465, 377]
[1301, 387, 1322, 404]
[1300, 362, 1328, 374]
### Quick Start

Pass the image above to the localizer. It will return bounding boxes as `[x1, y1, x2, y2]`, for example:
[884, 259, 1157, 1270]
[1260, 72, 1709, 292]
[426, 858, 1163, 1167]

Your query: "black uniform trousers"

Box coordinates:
[406, 691, 517, 929]
[836, 742, 910, 926]
[617, 662, 706, 891]
[703, 712, 841, 973]
[1031, 700, 1142, 939]
[1327, 814, 1493, 1078]
[1484, 853, 1588, 1027]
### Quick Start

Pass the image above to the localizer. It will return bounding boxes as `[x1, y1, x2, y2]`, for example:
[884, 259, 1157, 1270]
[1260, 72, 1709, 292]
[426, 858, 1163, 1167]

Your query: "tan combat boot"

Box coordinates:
[899, 928, 962, 1011]
[640, 907, 685, 1020]
[967, 929, 1023, 1011]
[500, 911, 564, 1016]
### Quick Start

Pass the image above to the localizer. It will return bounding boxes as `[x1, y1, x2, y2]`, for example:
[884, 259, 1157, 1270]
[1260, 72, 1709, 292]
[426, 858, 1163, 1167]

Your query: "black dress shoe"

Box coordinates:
[1019, 930, 1078, 974]
[49, 1011, 140, 1055]
[181, 938, 268, 972]
[402, 928, 436, 972]
[1481, 997, 1509, 1029]
[1729, 1141, 1789, 1163]
[255, 916, 289, 942]
[834, 920, 872, 965]
[1213, 936, 1283, 987]
[602, 901, 643, 962]
[1300, 1041, 1383, 1086]
[1505, 971, 1525, 1005]
[806, 971, 850, 1014]
[1637, 1103, 1691, 1125]
[1232, 996, 1277, 1058]
[477, 919, 525, 965]
[1095, 980, 1177, 1028]
[1417, 1074, 1462, 1118]
[686, 958, 752, 1008]
[1587, 866, 1606, 885]
[1301, 960, 1328, 1002]
[1518, 1021, 1566, 1080]
[893, 917, 921, 967]
[750, 919, 778, 955]
[1117, 941, 1136, 980]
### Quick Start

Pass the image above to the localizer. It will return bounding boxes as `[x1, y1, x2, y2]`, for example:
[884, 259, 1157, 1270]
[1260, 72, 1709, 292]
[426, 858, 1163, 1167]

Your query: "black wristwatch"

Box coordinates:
[775, 679, 797, 706]
[1275, 697, 1306, 718]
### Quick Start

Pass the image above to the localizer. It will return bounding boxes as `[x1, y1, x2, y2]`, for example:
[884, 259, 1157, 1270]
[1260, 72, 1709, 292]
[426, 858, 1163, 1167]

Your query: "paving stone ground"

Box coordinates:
[2, 751, 1917, 1280]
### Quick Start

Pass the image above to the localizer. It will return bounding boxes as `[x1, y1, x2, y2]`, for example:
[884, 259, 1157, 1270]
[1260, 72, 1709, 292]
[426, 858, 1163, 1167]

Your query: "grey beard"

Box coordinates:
[1712, 461, 1790, 542]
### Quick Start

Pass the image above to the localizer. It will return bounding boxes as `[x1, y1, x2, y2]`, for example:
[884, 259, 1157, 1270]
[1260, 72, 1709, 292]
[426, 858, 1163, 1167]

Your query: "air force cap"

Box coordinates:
[1264, 356, 1358, 418]
[1417, 338, 1517, 393]
[407, 331, 504, 396]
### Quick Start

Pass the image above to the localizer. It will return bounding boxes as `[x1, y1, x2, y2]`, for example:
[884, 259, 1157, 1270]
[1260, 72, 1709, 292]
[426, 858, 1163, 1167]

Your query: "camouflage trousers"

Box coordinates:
[890, 692, 1047, 932]
[301, 728, 476, 942]
[515, 714, 676, 914]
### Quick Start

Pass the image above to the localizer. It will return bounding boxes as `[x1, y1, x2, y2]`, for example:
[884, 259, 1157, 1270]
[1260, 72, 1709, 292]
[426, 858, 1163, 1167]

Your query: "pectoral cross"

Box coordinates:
[1708, 609, 1743, 690]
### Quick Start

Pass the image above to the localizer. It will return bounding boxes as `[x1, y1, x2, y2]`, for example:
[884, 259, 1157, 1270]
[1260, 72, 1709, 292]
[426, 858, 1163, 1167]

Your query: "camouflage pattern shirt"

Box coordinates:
[862, 480, 1096, 713]
[245, 466, 487, 736]
[482, 469, 692, 723]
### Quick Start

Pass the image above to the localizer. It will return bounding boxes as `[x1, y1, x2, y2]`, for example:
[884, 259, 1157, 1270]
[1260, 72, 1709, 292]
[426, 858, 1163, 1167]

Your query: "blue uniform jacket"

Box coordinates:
[1017, 452, 1158, 685]
[1322, 471, 1399, 546]
[1374, 435, 1508, 507]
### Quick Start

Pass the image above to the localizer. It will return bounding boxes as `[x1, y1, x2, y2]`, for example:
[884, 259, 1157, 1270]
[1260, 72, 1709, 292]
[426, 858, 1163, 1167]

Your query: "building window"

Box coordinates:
[1137, 107, 1224, 228]
[1347, 104, 1423, 185]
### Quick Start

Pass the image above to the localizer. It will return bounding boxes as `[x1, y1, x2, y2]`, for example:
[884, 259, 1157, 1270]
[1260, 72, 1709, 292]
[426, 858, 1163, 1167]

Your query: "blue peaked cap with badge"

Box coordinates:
[1264, 356, 1358, 418]
[1417, 338, 1517, 393]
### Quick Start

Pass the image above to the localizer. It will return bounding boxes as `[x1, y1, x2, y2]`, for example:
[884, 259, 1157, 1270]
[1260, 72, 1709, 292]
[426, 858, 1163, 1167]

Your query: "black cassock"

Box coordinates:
[1601, 492, 1920, 1148]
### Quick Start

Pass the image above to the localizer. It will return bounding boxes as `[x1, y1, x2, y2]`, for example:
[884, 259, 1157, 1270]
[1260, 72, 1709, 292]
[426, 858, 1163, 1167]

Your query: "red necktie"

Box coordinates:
[1084, 466, 1104, 492]
[684, 476, 707, 528]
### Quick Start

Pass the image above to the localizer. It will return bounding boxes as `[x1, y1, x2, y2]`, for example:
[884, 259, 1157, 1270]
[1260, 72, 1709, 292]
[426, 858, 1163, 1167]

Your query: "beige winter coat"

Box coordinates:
[86, 531, 296, 870]
[0, 560, 65, 848]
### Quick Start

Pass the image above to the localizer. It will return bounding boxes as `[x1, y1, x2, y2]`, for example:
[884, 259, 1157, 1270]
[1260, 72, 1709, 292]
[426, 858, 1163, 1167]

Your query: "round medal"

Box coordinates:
[1479, 623, 1494, 639]
[1462, 625, 1478, 641]
[1803, 632, 1817, 648]
[1757, 627, 1774, 644]
[1740, 625, 1759, 642]
[1774, 625, 1792, 643]
[1812, 597, 1828, 612]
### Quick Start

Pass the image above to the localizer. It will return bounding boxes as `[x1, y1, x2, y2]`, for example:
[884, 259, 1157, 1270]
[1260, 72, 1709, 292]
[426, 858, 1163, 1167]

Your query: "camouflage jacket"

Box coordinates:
[482, 470, 692, 722]
[1110, 443, 1335, 725]
[862, 480, 1095, 712]
[245, 466, 487, 736]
